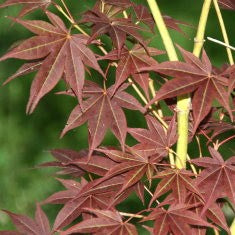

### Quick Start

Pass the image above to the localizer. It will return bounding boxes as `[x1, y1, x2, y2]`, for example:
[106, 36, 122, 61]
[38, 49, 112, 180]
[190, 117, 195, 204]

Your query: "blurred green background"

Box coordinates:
[0, 0, 235, 233]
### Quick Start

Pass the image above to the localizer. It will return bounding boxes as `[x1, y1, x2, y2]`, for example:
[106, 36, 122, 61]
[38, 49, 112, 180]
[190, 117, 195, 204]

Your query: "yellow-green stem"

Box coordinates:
[212, 1, 235, 233]
[147, 0, 190, 168]
[213, 0, 234, 65]
[231, 219, 235, 235]
[193, 0, 212, 57]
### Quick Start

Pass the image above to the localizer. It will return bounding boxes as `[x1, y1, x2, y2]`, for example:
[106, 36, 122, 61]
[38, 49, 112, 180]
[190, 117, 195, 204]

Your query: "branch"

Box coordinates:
[213, 0, 234, 65]
[147, 0, 190, 168]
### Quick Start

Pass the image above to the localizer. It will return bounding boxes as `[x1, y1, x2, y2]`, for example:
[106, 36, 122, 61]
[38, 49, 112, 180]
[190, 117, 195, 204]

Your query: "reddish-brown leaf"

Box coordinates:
[143, 47, 232, 133]
[81, 9, 148, 55]
[3, 205, 51, 235]
[100, 44, 164, 98]
[191, 147, 235, 214]
[128, 115, 177, 157]
[61, 81, 144, 155]
[149, 169, 203, 206]
[0, 0, 51, 17]
[0, 12, 103, 113]
[51, 174, 143, 230]
[61, 208, 137, 235]
[142, 204, 213, 235]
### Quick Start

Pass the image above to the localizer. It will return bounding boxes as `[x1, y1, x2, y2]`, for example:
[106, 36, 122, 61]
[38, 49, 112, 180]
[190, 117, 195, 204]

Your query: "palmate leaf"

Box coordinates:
[191, 147, 235, 214]
[50, 148, 117, 176]
[0, 12, 104, 113]
[81, 9, 148, 55]
[0, 0, 51, 17]
[61, 208, 137, 235]
[93, 0, 132, 20]
[143, 47, 232, 133]
[149, 169, 203, 206]
[142, 204, 213, 235]
[61, 81, 144, 155]
[96, 147, 163, 195]
[52, 175, 143, 230]
[186, 193, 230, 234]
[128, 115, 177, 157]
[100, 44, 164, 98]
[132, 3, 192, 35]
[2, 204, 51, 235]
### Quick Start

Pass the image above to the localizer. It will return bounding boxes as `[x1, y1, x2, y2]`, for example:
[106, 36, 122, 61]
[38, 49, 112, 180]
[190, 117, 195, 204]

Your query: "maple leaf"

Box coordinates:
[2, 61, 42, 86]
[143, 46, 232, 133]
[61, 208, 137, 235]
[0, 12, 104, 113]
[128, 115, 177, 157]
[142, 204, 213, 235]
[2, 204, 51, 235]
[100, 44, 164, 98]
[41, 148, 118, 177]
[132, 3, 192, 36]
[149, 168, 203, 206]
[39, 148, 89, 177]
[61, 81, 144, 155]
[52, 175, 143, 230]
[218, 0, 235, 10]
[81, 9, 148, 55]
[186, 193, 230, 234]
[92, 0, 132, 20]
[0, 0, 51, 17]
[96, 147, 163, 195]
[190, 147, 235, 214]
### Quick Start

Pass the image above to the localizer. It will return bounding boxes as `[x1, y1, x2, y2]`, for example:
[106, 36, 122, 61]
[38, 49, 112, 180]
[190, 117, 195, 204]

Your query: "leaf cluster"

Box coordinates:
[0, 0, 235, 234]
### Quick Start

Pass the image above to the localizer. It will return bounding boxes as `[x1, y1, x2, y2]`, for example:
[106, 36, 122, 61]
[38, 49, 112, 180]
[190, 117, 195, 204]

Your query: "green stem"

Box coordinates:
[147, 0, 190, 168]
[213, 0, 234, 65]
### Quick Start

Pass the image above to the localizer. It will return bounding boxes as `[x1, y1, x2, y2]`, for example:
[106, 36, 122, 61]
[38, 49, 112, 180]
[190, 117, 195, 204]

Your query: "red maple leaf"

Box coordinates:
[51, 176, 143, 230]
[96, 146, 163, 195]
[100, 44, 164, 98]
[0, 12, 104, 113]
[142, 204, 213, 235]
[61, 208, 137, 235]
[191, 147, 235, 214]
[149, 168, 203, 206]
[81, 9, 148, 55]
[3, 204, 51, 235]
[143, 46, 232, 133]
[128, 115, 177, 157]
[0, 0, 51, 17]
[61, 81, 144, 155]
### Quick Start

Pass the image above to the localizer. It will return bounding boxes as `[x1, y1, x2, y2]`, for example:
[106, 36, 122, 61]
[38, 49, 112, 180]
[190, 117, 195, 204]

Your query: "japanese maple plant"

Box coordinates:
[1, 0, 235, 234]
